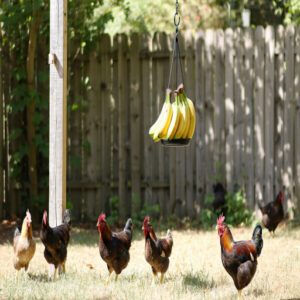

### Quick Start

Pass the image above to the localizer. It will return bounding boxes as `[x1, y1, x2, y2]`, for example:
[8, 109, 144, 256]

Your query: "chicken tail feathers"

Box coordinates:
[14, 227, 20, 238]
[252, 224, 263, 256]
[63, 209, 71, 227]
[124, 218, 133, 235]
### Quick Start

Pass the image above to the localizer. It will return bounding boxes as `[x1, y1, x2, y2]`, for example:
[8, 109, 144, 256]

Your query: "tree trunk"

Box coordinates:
[26, 10, 41, 215]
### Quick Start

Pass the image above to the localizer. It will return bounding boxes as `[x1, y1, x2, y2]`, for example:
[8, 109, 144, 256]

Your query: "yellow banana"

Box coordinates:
[186, 97, 196, 139]
[149, 91, 171, 138]
[166, 99, 181, 140]
[181, 94, 191, 139]
[153, 90, 173, 141]
[174, 95, 188, 139]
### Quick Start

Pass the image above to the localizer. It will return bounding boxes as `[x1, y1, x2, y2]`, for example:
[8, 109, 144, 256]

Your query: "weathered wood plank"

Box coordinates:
[0, 37, 3, 219]
[49, 0, 67, 226]
[184, 30, 195, 218]
[85, 51, 101, 220]
[225, 28, 234, 192]
[295, 27, 300, 213]
[99, 34, 112, 214]
[195, 30, 206, 213]
[141, 34, 153, 207]
[118, 34, 130, 221]
[214, 29, 225, 184]
[264, 25, 275, 204]
[274, 26, 285, 195]
[234, 28, 245, 189]
[204, 29, 215, 194]
[284, 25, 295, 216]
[130, 33, 142, 214]
[254, 26, 265, 206]
[244, 28, 255, 209]
[69, 59, 82, 221]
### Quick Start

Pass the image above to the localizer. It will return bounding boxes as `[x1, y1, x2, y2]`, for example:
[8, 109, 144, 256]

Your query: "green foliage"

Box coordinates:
[200, 189, 252, 229]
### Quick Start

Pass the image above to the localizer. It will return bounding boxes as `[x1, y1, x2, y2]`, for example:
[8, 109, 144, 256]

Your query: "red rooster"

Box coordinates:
[143, 216, 173, 284]
[40, 210, 71, 279]
[216, 215, 263, 298]
[97, 214, 133, 282]
[259, 190, 284, 236]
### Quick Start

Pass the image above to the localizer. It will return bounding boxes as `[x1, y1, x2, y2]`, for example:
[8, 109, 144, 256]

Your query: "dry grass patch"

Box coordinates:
[0, 225, 300, 299]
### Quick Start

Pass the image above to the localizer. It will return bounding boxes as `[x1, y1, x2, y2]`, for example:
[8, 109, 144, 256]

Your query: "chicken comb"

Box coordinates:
[217, 214, 225, 225]
[99, 213, 106, 222]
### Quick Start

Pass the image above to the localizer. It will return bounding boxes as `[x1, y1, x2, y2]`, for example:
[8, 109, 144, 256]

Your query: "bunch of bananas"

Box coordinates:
[149, 84, 196, 143]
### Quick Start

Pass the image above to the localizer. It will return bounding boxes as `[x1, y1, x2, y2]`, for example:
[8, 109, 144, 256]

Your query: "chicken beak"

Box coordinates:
[215, 225, 218, 230]
[96, 221, 100, 227]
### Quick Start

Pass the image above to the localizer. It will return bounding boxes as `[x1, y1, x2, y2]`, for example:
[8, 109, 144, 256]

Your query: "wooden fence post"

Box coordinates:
[0, 37, 3, 219]
[49, 0, 67, 226]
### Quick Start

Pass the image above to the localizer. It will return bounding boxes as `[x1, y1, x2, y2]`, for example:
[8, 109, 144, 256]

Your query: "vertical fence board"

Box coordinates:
[244, 28, 255, 208]
[130, 33, 142, 214]
[86, 51, 101, 220]
[264, 26, 275, 204]
[99, 34, 112, 213]
[234, 28, 245, 188]
[185, 31, 195, 218]
[214, 29, 225, 184]
[204, 29, 215, 194]
[275, 26, 285, 195]
[254, 26, 265, 206]
[69, 58, 82, 221]
[295, 27, 300, 213]
[0, 40, 3, 219]
[284, 25, 295, 216]
[225, 28, 234, 192]
[195, 31, 206, 213]
[141, 34, 153, 207]
[118, 34, 129, 221]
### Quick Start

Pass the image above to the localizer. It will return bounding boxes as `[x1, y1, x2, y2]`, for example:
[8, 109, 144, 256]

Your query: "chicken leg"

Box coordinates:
[238, 290, 244, 300]
[160, 273, 164, 284]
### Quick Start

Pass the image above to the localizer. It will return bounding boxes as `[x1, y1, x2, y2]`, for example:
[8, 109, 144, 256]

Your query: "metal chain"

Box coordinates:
[168, 0, 184, 89]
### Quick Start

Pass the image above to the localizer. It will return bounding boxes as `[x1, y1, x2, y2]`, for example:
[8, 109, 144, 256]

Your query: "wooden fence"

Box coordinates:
[1, 26, 300, 221]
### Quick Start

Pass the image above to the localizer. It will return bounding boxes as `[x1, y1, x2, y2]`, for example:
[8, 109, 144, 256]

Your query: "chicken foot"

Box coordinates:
[48, 264, 56, 280]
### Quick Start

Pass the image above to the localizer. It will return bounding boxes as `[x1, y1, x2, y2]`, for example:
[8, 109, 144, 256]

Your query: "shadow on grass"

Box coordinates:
[182, 271, 215, 289]
[28, 273, 49, 282]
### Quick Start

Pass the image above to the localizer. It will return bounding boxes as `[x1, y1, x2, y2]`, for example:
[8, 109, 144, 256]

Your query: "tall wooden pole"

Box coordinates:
[49, 0, 67, 227]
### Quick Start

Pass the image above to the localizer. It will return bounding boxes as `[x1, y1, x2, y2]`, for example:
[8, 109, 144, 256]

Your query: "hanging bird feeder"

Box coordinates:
[148, 0, 196, 147]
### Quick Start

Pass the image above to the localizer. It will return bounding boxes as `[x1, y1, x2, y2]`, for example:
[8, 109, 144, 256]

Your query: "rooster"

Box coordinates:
[97, 214, 133, 282]
[216, 215, 263, 298]
[13, 210, 36, 271]
[40, 210, 71, 279]
[259, 190, 284, 236]
[143, 216, 173, 284]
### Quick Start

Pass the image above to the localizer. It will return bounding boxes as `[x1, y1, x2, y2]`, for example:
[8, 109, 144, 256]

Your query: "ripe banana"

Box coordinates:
[152, 90, 173, 141]
[181, 94, 191, 139]
[174, 95, 189, 139]
[186, 96, 196, 139]
[166, 98, 181, 140]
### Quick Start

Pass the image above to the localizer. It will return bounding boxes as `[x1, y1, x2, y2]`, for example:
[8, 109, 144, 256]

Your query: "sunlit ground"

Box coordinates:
[0, 224, 299, 299]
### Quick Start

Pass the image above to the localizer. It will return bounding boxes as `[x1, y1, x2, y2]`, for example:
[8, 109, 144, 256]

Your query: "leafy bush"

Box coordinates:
[200, 189, 252, 229]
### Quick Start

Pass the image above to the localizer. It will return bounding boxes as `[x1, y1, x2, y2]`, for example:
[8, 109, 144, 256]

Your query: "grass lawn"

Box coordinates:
[0, 223, 299, 299]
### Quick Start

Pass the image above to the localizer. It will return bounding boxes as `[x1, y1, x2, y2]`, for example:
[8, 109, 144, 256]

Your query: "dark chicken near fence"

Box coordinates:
[97, 214, 133, 282]
[216, 215, 263, 299]
[259, 190, 284, 235]
[40, 210, 71, 279]
[143, 216, 173, 284]
[212, 182, 227, 214]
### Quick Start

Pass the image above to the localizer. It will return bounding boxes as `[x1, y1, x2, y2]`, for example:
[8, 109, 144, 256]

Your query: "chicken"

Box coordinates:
[143, 216, 173, 284]
[259, 191, 284, 235]
[40, 210, 71, 279]
[216, 215, 263, 299]
[13, 210, 36, 271]
[97, 214, 133, 282]
[212, 182, 227, 214]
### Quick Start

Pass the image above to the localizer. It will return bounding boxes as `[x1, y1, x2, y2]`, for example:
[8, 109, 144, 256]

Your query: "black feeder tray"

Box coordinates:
[161, 139, 190, 147]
